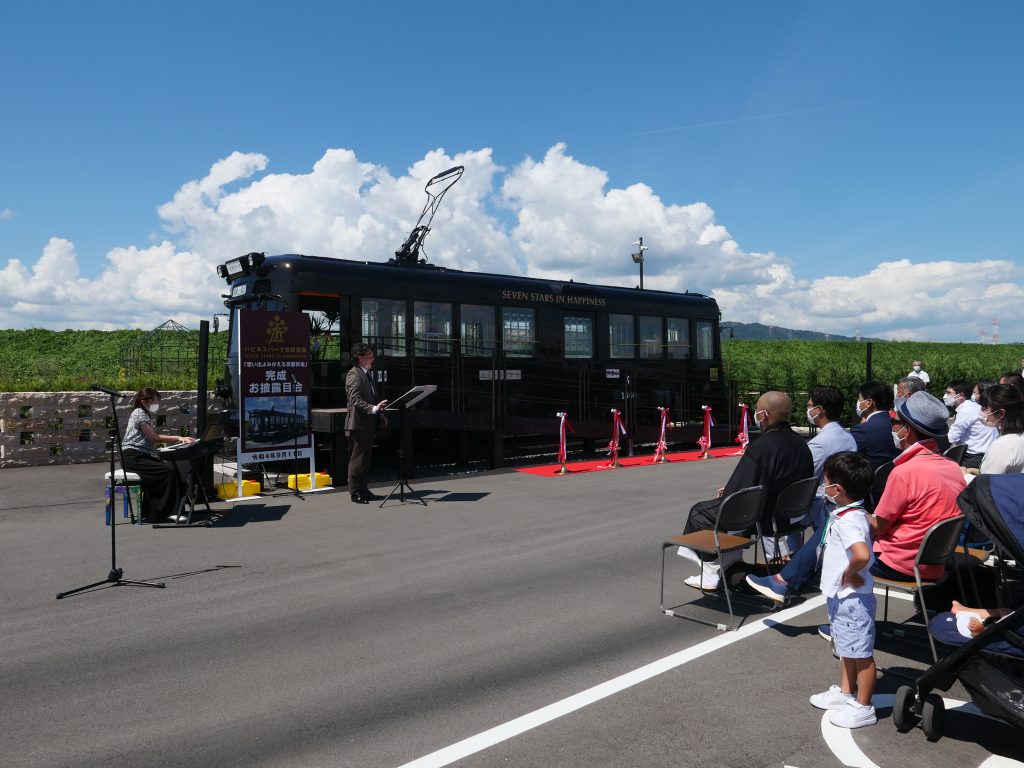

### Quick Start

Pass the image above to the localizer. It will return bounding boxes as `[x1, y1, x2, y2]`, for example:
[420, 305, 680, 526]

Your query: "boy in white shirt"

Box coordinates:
[809, 451, 878, 728]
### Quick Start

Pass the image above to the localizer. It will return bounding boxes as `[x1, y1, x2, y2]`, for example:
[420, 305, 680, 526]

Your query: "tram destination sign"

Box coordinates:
[237, 309, 312, 464]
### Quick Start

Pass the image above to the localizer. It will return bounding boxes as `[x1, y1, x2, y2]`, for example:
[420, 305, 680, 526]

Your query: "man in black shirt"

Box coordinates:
[678, 391, 813, 590]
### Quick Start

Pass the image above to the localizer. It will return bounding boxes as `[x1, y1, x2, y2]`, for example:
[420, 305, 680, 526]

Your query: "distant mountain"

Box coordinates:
[720, 321, 878, 342]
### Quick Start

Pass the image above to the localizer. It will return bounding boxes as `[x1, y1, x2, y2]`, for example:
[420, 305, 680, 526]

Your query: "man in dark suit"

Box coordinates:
[850, 380, 901, 469]
[345, 343, 388, 503]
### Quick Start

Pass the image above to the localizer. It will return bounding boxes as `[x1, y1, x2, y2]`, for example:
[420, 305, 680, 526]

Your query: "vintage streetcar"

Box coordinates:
[216, 167, 729, 478]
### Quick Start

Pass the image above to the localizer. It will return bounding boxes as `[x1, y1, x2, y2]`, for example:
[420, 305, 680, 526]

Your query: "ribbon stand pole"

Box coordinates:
[653, 406, 670, 463]
[733, 403, 749, 456]
[697, 405, 714, 460]
[555, 411, 574, 475]
[604, 409, 626, 468]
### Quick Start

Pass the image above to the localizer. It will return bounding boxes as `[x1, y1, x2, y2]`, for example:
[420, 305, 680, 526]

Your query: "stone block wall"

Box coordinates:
[0, 391, 222, 469]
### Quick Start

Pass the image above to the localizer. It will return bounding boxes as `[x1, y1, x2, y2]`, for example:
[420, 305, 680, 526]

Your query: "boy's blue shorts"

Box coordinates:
[827, 593, 876, 659]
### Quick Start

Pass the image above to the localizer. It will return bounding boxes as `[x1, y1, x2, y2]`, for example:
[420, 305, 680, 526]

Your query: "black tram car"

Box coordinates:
[218, 252, 729, 474]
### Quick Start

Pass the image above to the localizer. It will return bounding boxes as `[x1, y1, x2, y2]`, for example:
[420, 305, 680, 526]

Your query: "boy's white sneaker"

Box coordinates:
[828, 700, 877, 728]
[809, 685, 854, 710]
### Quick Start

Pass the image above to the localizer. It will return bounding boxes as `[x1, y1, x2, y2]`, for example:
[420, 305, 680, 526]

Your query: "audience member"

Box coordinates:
[945, 379, 998, 469]
[973, 378, 997, 403]
[972, 384, 1024, 475]
[869, 391, 967, 582]
[677, 391, 813, 590]
[746, 392, 964, 612]
[907, 360, 930, 387]
[808, 452, 877, 730]
[850, 380, 900, 469]
[783, 386, 858, 556]
[999, 372, 1024, 396]
[895, 375, 926, 404]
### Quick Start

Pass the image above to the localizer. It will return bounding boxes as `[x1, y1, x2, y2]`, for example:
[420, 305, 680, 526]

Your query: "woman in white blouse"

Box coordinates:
[976, 384, 1024, 475]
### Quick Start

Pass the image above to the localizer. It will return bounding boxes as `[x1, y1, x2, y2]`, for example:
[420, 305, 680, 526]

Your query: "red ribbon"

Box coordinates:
[735, 403, 749, 450]
[607, 409, 626, 460]
[556, 411, 574, 465]
[653, 406, 670, 462]
[697, 405, 713, 452]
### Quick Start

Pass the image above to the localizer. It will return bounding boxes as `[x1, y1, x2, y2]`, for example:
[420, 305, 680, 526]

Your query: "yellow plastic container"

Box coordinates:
[287, 472, 332, 490]
[216, 479, 261, 499]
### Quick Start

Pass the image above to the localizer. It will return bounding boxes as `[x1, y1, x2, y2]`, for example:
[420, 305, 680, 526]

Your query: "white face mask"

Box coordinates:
[823, 483, 841, 503]
[806, 406, 819, 423]
[943, 393, 957, 407]
[892, 426, 906, 450]
[753, 409, 767, 430]
[970, 393, 979, 402]
[148, 403, 160, 414]
[913, 365, 922, 373]
[980, 410, 1003, 428]
[855, 399, 868, 418]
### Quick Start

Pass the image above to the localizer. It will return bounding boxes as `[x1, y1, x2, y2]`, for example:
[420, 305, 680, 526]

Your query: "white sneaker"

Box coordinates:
[809, 685, 854, 710]
[677, 546, 702, 565]
[684, 573, 720, 590]
[828, 700, 877, 729]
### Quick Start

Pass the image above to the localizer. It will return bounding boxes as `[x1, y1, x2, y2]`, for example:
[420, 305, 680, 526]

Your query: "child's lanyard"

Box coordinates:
[820, 501, 866, 547]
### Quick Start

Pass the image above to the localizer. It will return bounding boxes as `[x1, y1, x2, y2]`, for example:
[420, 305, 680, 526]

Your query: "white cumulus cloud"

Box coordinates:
[0, 144, 1020, 342]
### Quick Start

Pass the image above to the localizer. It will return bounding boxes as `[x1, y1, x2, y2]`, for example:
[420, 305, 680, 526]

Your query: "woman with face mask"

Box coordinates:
[974, 384, 1024, 476]
[121, 387, 195, 522]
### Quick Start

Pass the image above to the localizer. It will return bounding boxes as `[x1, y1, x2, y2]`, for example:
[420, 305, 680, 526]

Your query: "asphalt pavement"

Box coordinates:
[1, 457, 1020, 768]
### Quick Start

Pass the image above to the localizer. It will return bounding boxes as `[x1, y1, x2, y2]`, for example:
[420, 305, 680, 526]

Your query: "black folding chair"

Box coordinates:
[875, 515, 967, 662]
[869, 460, 895, 511]
[762, 476, 819, 571]
[942, 443, 968, 466]
[660, 485, 767, 631]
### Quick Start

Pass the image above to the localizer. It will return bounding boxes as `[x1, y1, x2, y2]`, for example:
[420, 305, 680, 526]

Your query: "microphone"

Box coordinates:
[92, 384, 126, 398]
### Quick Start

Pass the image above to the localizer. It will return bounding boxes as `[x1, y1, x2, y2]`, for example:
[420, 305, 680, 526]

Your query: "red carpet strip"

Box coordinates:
[515, 446, 740, 476]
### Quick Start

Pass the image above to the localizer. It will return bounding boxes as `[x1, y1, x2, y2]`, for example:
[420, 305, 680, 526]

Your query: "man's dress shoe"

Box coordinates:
[350, 493, 369, 504]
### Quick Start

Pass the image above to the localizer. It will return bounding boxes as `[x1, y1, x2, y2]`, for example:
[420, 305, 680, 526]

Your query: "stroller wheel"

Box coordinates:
[893, 686, 918, 733]
[921, 693, 945, 741]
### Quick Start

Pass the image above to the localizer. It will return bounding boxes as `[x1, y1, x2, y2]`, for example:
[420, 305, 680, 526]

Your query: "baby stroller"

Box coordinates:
[893, 473, 1024, 741]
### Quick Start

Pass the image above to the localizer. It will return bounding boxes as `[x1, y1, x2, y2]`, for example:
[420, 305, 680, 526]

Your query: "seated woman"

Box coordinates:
[121, 387, 195, 522]
[967, 384, 1024, 476]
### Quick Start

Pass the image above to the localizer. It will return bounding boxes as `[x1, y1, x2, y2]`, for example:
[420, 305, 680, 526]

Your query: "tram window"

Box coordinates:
[461, 304, 496, 357]
[563, 315, 593, 359]
[502, 307, 535, 358]
[362, 298, 407, 358]
[609, 314, 635, 358]
[667, 318, 690, 359]
[696, 320, 715, 360]
[639, 316, 663, 359]
[414, 301, 452, 357]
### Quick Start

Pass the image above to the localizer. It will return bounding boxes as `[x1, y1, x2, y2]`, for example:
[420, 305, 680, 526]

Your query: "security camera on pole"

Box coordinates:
[631, 237, 648, 290]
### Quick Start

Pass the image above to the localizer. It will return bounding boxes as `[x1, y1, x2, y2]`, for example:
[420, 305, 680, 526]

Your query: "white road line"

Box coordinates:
[395, 595, 827, 768]
[821, 694, 1022, 768]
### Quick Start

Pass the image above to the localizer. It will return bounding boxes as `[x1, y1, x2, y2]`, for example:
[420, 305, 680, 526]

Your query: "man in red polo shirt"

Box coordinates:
[870, 391, 966, 581]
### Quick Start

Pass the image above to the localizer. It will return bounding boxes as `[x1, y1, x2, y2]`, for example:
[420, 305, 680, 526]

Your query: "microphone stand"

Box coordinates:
[57, 387, 166, 599]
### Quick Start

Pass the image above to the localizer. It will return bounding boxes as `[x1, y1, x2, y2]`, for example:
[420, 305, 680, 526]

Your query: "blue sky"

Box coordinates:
[1, 1, 1022, 341]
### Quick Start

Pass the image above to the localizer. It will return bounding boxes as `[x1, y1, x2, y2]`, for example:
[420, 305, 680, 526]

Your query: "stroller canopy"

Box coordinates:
[958, 474, 1024, 566]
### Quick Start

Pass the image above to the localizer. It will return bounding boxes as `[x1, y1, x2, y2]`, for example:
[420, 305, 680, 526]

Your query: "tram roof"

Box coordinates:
[265, 253, 719, 309]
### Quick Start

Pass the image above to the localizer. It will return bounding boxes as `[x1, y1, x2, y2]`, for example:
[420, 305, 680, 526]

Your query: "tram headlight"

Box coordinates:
[217, 252, 267, 282]
[230, 283, 248, 298]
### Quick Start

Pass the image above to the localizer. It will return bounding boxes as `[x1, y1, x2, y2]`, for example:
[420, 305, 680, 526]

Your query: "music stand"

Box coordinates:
[379, 385, 436, 508]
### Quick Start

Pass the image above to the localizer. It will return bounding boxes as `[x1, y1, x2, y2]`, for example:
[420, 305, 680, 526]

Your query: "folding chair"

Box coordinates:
[762, 476, 819, 571]
[660, 485, 767, 631]
[942, 443, 968, 466]
[875, 515, 967, 662]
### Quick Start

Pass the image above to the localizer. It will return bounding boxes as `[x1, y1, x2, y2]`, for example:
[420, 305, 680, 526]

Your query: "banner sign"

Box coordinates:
[238, 310, 312, 464]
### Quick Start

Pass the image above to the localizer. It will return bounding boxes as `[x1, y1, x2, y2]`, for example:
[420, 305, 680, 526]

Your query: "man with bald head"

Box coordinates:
[678, 391, 814, 590]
